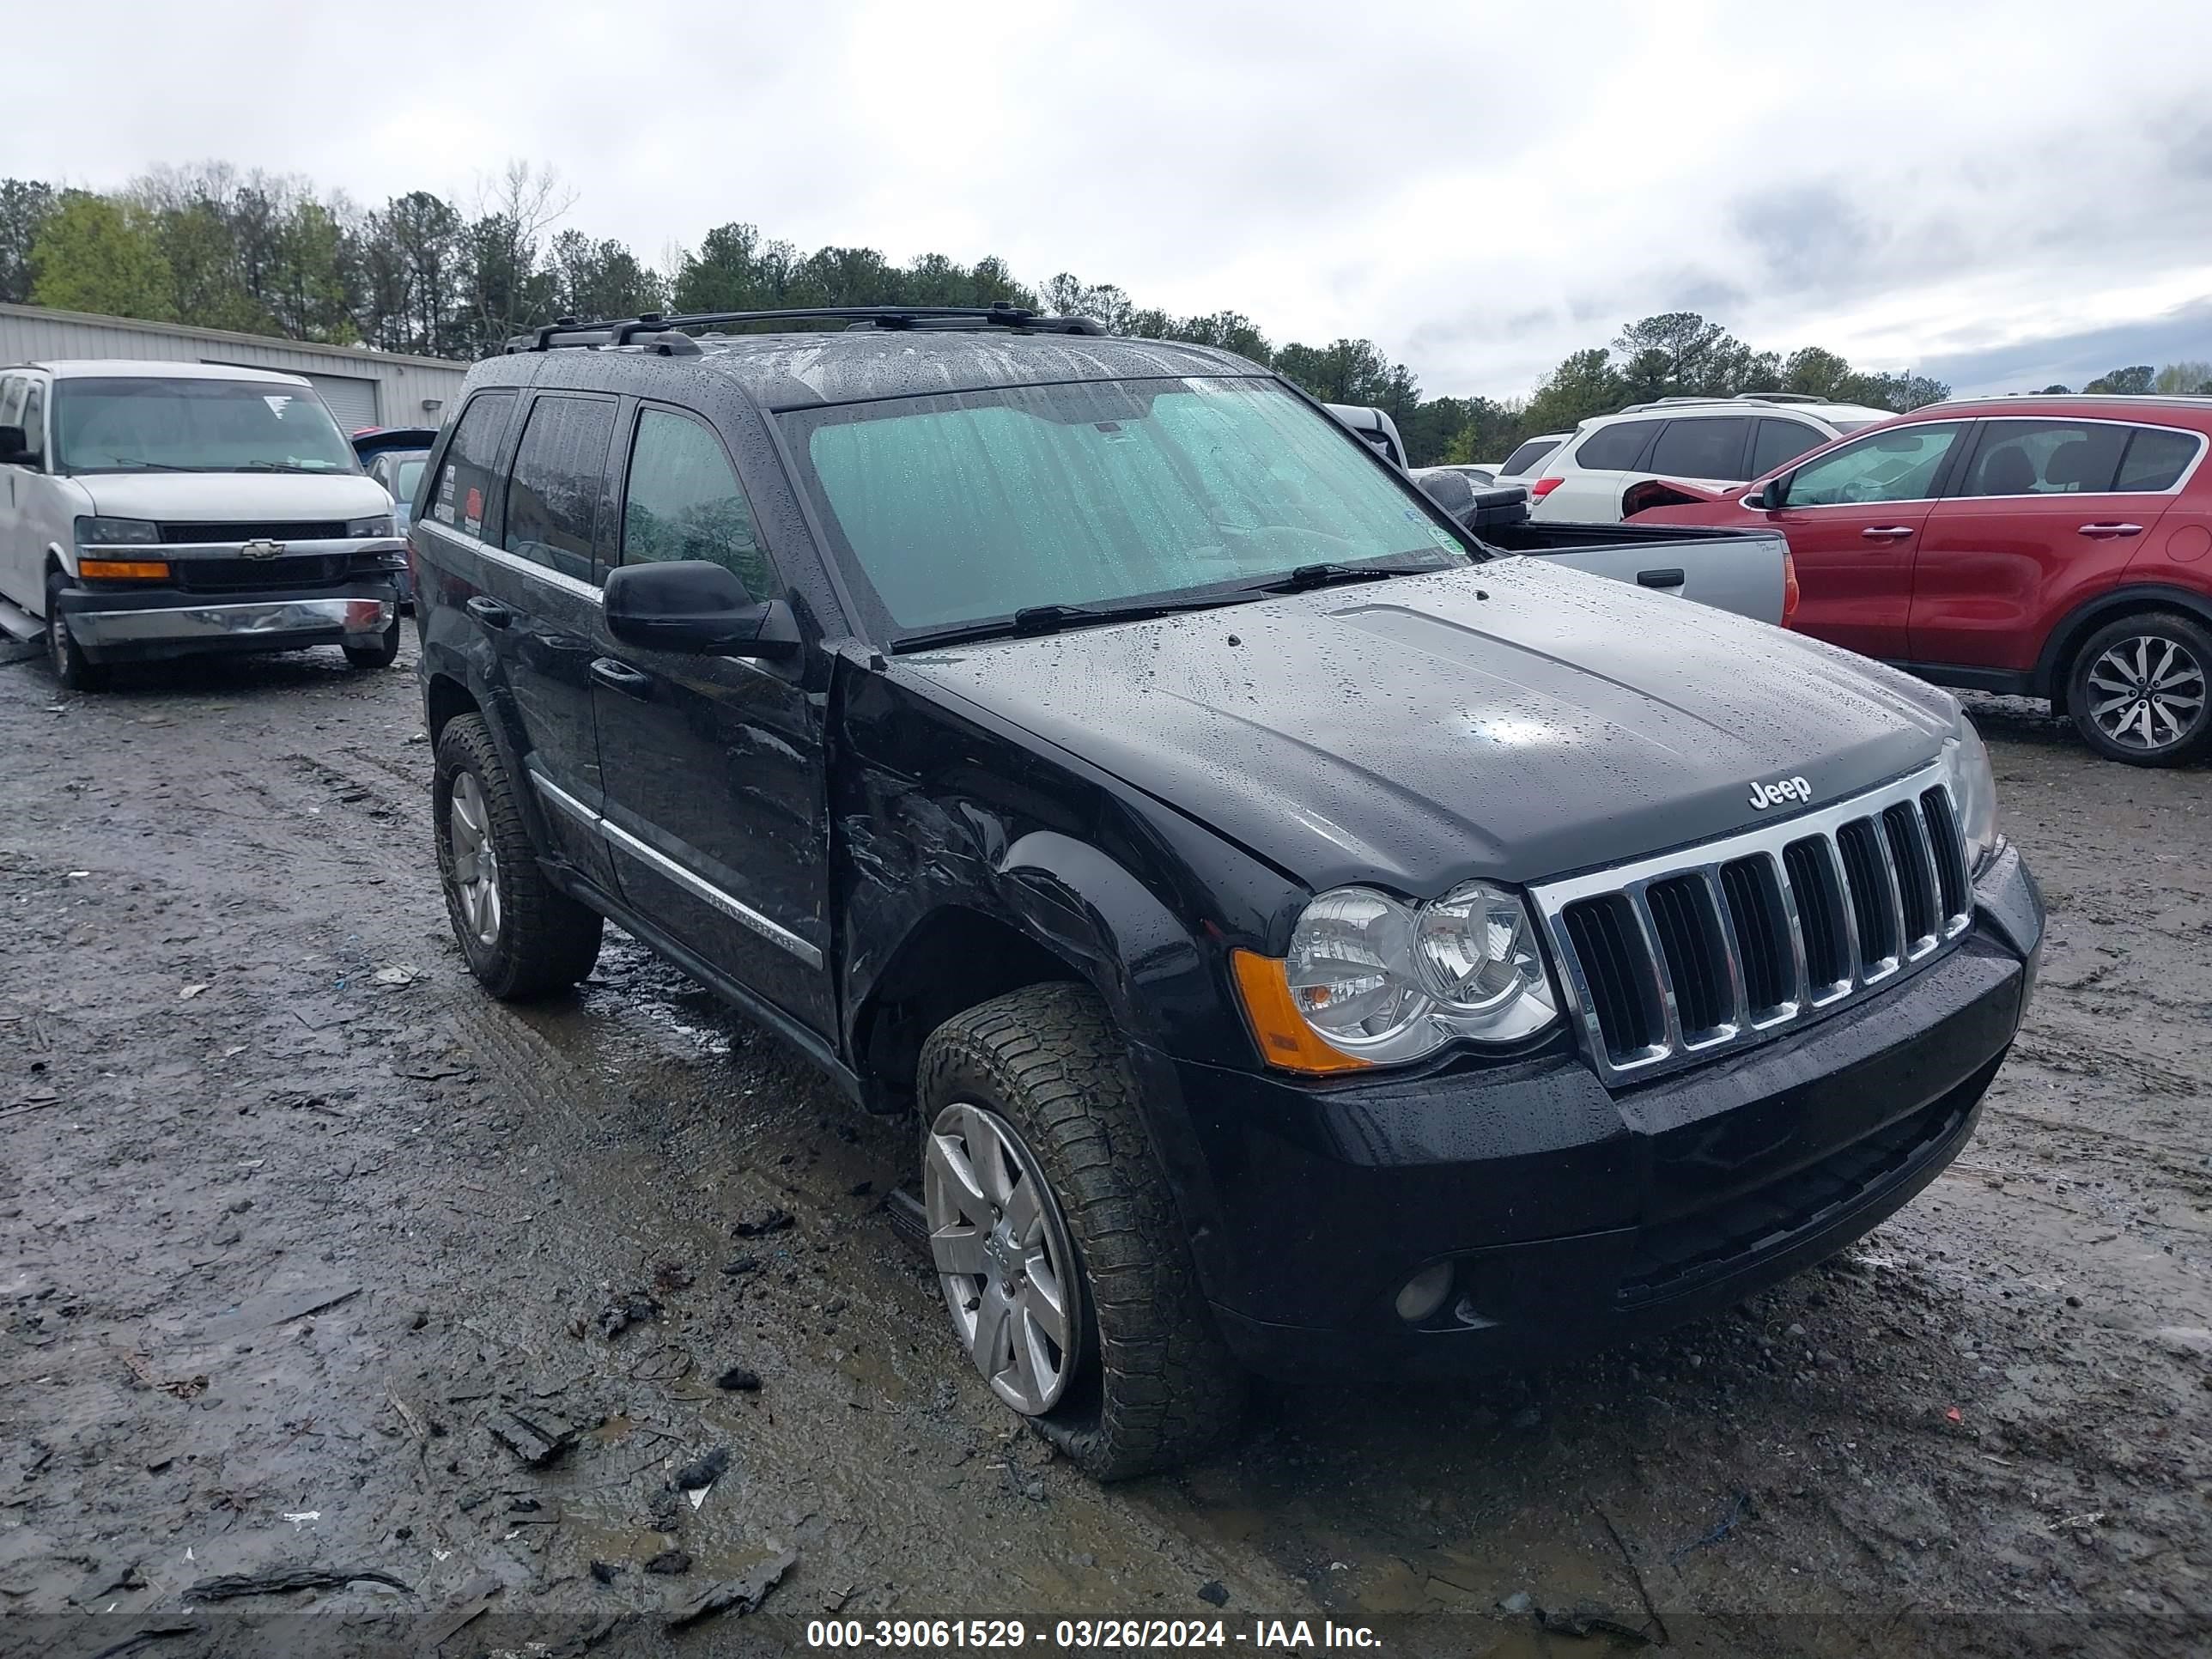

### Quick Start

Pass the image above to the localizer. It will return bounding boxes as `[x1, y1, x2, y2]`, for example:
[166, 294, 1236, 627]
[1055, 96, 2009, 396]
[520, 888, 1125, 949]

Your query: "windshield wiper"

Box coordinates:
[97, 458, 202, 471]
[1248, 561, 1415, 593]
[231, 460, 324, 473]
[890, 596, 1243, 653]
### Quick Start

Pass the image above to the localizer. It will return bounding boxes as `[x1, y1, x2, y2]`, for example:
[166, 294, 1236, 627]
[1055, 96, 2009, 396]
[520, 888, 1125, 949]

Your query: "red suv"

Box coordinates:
[1630, 396, 2212, 766]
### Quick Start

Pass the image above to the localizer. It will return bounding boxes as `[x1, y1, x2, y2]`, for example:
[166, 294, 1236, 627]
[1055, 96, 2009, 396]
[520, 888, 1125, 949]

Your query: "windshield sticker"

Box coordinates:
[463, 485, 483, 537]
[1426, 523, 1467, 554]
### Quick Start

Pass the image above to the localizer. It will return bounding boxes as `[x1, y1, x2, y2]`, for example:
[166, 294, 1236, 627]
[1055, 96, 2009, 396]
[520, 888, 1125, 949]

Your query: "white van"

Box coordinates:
[0, 360, 406, 690]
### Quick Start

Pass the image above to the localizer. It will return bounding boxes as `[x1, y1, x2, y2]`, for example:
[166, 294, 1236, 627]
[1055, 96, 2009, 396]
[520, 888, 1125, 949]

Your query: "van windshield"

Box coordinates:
[781, 376, 1470, 645]
[53, 378, 360, 476]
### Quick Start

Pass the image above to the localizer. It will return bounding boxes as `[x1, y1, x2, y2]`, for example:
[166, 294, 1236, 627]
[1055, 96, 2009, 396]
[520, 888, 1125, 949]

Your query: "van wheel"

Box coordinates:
[45, 572, 108, 693]
[344, 618, 402, 670]
[432, 714, 604, 998]
[2066, 612, 2212, 766]
[917, 983, 1243, 1480]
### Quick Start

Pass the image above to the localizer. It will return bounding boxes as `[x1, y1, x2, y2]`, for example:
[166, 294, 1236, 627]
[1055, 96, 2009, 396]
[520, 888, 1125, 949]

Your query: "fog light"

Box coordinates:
[1394, 1261, 1454, 1324]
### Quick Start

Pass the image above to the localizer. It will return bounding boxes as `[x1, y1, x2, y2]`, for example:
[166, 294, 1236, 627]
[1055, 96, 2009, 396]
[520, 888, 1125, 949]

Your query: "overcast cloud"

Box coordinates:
[9, 0, 2209, 398]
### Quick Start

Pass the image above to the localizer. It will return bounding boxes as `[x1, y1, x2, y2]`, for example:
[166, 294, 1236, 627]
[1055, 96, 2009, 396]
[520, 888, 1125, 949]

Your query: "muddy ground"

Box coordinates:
[0, 635, 2206, 1659]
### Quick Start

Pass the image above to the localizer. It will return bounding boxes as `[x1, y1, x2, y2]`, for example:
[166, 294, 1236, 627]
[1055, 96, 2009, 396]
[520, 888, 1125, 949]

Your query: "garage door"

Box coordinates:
[302, 372, 380, 433]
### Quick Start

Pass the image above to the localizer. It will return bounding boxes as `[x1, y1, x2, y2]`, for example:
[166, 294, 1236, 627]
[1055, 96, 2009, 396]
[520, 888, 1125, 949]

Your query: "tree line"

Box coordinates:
[5, 162, 2197, 466]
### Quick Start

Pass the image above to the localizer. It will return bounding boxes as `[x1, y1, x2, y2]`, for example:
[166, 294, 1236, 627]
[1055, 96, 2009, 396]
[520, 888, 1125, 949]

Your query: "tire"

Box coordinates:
[432, 714, 604, 998]
[2065, 611, 2212, 767]
[917, 983, 1243, 1480]
[343, 618, 402, 671]
[45, 571, 108, 694]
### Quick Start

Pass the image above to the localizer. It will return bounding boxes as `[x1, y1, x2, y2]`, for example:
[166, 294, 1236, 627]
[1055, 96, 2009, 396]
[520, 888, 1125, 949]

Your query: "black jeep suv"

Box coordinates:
[412, 305, 2043, 1479]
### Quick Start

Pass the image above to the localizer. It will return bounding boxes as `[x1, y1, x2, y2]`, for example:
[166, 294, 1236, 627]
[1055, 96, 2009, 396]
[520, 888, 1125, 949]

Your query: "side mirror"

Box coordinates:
[0, 424, 29, 464]
[1756, 476, 1787, 511]
[1415, 470, 1478, 520]
[603, 560, 800, 659]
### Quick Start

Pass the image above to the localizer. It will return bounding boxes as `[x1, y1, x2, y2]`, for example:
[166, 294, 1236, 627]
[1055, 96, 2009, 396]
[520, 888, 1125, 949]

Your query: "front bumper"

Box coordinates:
[1147, 845, 2042, 1379]
[56, 582, 398, 665]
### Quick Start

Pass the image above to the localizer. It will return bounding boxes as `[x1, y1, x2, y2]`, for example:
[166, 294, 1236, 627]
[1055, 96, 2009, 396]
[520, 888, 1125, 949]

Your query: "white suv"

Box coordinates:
[1528, 394, 1890, 522]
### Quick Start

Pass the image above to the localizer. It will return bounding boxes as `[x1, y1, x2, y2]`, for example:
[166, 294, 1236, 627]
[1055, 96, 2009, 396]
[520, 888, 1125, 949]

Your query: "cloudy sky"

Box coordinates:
[9, 0, 2209, 399]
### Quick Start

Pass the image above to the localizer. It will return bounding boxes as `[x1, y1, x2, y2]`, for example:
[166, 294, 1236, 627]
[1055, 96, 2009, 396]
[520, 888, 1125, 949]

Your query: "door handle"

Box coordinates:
[1636, 568, 1686, 589]
[465, 595, 512, 629]
[1860, 526, 1915, 540]
[589, 657, 654, 698]
[2076, 523, 2144, 538]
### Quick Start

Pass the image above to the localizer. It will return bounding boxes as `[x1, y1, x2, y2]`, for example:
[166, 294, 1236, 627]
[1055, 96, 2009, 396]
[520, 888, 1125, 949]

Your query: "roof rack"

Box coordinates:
[506, 302, 1107, 354]
[1614, 391, 1837, 415]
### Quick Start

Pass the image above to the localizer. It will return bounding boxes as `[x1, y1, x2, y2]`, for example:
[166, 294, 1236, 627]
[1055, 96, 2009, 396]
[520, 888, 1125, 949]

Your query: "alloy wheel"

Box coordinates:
[2086, 635, 2207, 752]
[922, 1101, 1081, 1414]
[447, 770, 503, 946]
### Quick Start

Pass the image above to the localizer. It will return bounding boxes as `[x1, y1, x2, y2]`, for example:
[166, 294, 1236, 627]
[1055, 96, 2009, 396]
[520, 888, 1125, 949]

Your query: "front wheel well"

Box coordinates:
[423, 672, 481, 744]
[853, 907, 1088, 1115]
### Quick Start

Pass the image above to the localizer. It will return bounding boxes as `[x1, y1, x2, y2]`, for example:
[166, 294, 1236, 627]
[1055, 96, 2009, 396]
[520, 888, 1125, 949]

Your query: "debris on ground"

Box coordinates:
[672, 1447, 732, 1494]
[714, 1364, 763, 1392]
[187, 1565, 415, 1601]
[1672, 1490, 1753, 1562]
[372, 963, 421, 988]
[1196, 1580, 1228, 1607]
[590, 1560, 623, 1585]
[643, 1549, 693, 1576]
[595, 1291, 662, 1340]
[652, 1259, 695, 1292]
[489, 1410, 579, 1468]
[423, 1573, 502, 1645]
[665, 1548, 797, 1631]
[732, 1208, 793, 1238]
[721, 1256, 761, 1278]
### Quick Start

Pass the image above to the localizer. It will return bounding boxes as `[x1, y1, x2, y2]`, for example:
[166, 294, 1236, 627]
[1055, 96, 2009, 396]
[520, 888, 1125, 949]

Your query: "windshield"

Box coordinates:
[781, 376, 1471, 642]
[392, 456, 427, 500]
[53, 378, 360, 475]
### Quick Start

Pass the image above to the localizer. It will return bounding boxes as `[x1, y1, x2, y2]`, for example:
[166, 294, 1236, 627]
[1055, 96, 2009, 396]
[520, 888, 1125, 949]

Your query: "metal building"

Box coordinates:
[0, 302, 469, 433]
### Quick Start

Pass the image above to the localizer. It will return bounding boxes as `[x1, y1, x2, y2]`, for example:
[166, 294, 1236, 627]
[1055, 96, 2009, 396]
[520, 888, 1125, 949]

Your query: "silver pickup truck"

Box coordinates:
[1409, 464, 1789, 623]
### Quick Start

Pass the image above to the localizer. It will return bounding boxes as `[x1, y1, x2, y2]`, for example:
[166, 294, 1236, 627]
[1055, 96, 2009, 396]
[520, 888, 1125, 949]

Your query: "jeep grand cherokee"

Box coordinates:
[410, 304, 2044, 1479]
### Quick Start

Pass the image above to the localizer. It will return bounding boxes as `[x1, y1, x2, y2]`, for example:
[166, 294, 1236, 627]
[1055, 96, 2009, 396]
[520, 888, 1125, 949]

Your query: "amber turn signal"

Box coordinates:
[78, 558, 173, 580]
[1230, 949, 1372, 1075]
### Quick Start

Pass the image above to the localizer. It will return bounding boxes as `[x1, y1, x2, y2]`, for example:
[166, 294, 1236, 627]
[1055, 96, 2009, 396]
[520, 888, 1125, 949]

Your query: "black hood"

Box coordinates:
[899, 559, 1959, 895]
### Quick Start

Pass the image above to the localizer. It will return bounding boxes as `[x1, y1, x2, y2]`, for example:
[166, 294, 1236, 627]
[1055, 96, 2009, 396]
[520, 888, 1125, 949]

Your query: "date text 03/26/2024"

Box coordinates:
[804, 1619, 1383, 1650]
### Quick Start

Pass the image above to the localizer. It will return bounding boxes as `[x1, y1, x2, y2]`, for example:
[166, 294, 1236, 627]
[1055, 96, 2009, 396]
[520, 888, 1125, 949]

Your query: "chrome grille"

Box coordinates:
[1531, 760, 1972, 1085]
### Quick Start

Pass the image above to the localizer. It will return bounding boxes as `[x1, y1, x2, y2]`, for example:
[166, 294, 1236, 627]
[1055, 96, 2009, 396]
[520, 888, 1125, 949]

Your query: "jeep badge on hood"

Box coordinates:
[1748, 775, 1813, 810]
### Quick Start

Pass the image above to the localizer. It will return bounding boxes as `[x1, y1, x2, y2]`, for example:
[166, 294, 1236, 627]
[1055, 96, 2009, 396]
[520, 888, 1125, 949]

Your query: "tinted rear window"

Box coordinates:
[504, 395, 615, 583]
[1572, 419, 1662, 471]
[2114, 426, 2202, 491]
[428, 392, 516, 541]
[1958, 420, 2129, 495]
[1752, 418, 1826, 477]
[1648, 416, 1752, 481]
[1498, 436, 1562, 477]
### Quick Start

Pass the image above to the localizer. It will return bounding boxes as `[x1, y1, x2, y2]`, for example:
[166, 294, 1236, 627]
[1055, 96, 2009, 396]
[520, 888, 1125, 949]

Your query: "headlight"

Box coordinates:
[74, 516, 160, 546]
[1944, 708, 2000, 873]
[1283, 880, 1559, 1066]
[346, 514, 397, 538]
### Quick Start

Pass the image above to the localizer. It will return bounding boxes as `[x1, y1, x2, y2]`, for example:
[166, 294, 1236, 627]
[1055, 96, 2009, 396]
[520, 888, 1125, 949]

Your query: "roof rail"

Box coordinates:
[1732, 391, 1823, 404]
[505, 302, 1107, 354]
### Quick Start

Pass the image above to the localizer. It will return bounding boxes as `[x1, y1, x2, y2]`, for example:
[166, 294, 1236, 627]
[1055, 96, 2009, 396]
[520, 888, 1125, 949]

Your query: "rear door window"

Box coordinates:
[428, 392, 516, 542]
[1648, 416, 1753, 480]
[17, 382, 44, 463]
[2113, 426, 2203, 492]
[1571, 419, 1662, 471]
[1752, 418, 1827, 477]
[1498, 436, 1562, 477]
[504, 394, 616, 585]
[1954, 420, 2129, 495]
[619, 406, 774, 598]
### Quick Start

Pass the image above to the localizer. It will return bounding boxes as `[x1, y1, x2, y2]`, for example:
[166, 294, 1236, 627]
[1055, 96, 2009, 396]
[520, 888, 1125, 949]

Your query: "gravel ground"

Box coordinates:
[0, 638, 2206, 1659]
